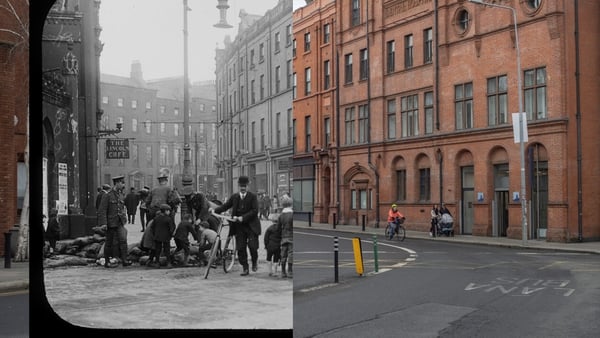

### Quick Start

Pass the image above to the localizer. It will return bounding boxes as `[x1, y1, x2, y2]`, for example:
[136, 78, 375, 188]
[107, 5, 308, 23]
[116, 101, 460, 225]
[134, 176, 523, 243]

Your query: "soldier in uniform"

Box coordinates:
[145, 174, 181, 223]
[98, 175, 132, 267]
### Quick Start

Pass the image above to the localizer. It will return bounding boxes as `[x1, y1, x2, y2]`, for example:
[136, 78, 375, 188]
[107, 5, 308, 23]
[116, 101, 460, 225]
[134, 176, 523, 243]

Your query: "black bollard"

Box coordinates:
[334, 236, 339, 283]
[362, 215, 366, 231]
[333, 213, 336, 229]
[308, 212, 312, 227]
[4, 232, 11, 268]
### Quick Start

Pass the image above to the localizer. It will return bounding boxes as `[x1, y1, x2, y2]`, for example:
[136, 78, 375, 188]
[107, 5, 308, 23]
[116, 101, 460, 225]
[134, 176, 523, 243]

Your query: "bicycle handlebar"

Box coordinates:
[210, 211, 238, 223]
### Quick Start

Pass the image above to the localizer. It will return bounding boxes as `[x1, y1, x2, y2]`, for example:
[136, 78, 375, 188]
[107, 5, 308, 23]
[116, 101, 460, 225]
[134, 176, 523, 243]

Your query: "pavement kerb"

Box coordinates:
[0, 280, 29, 293]
[295, 221, 600, 255]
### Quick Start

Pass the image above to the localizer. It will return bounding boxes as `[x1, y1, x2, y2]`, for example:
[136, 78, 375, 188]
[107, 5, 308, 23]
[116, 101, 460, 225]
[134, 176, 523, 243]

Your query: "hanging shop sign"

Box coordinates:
[106, 139, 130, 159]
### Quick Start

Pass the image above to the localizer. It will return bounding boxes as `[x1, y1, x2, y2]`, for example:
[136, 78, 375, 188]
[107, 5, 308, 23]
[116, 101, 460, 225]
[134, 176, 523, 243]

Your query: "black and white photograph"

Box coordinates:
[35, 0, 293, 333]
[1, 0, 600, 337]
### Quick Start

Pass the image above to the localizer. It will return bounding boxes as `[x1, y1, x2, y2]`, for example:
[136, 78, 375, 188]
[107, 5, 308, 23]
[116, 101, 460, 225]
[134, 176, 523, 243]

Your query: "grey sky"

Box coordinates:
[99, 0, 284, 83]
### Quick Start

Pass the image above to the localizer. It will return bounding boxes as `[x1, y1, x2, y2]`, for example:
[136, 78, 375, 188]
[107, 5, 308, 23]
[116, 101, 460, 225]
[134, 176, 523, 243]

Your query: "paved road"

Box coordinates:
[294, 230, 413, 292]
[294, 228, 600, 338]
[0, 291, 28, 337]
[41, 213, 293, 331]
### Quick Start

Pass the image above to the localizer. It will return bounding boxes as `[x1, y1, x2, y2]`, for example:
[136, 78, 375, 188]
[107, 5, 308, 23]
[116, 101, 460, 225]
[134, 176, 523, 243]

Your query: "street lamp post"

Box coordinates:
[469, 0, 527, 244]
[182, 0, 193, 195]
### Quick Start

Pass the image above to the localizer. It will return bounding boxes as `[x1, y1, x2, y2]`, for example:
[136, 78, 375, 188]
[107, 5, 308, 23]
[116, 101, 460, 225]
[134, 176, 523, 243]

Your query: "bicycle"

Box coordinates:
[385, 217, 406, 241]
[203, 212, 237, 279]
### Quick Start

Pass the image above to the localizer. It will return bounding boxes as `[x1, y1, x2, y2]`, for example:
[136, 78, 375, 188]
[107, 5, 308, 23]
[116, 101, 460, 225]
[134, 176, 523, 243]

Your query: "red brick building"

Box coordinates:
[292, 0, 337, 218]
[99, 64, 218, 196]
[0, 0, 29, 256]
[293, 0, 600, 242]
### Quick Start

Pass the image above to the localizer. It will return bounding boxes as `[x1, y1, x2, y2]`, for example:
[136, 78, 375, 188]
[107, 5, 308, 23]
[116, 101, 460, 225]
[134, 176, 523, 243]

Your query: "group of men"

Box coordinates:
[95, 174, 181, 268]
[95, 173, 293, 277]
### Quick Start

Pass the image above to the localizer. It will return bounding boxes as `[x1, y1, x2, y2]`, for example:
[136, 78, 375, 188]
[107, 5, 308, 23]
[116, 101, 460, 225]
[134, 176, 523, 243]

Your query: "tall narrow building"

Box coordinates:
[215, 0, 294, 200]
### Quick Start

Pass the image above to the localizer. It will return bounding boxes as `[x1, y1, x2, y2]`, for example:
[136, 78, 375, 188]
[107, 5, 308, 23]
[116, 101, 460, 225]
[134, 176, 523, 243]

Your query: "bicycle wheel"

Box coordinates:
[397, 225, 406, 241]
[203, 240, 220, 279]
[222, 235, 236, 273]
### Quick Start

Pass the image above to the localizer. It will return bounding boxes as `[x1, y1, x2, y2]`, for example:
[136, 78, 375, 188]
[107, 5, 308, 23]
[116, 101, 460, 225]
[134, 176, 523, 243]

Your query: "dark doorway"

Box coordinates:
[495, 191, 509, 237]
[494, 164, 509, 237]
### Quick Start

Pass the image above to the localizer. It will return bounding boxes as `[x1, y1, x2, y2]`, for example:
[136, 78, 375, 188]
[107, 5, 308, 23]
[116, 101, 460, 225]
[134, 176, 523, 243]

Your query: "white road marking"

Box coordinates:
[296, 231, 418, 276]
[298, 283, 338, 293]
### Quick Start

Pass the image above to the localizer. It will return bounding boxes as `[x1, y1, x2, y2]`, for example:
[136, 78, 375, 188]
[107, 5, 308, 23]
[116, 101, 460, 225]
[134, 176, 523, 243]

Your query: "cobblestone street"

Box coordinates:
[42, 215, 293, 330]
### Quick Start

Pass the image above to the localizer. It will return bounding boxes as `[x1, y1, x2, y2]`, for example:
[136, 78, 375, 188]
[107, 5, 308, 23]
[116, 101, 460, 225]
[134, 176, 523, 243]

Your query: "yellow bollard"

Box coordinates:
[352, 237, 364, 276]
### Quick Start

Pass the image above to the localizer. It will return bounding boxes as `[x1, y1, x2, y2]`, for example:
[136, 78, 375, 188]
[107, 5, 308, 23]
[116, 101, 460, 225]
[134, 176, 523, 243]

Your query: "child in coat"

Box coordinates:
[149, 204, 176, 268]
[278, 194, 293, 278]
[264, 218, 282, 277]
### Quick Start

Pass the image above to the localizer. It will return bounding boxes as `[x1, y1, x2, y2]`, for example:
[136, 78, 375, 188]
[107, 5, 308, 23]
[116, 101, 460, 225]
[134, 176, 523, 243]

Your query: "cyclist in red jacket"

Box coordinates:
[387, 204, 405, 240]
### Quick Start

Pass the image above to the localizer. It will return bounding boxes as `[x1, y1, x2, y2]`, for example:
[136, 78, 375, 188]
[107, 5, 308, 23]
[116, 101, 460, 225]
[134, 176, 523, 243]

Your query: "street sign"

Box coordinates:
[512, 112, 529, 143]
[106, 139, 130, 159]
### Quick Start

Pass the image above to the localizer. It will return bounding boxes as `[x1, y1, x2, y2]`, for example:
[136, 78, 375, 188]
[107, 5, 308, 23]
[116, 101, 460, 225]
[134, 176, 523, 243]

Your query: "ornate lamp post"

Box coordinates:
[214, 0, 233, 28]
[182, 0, 194, 195]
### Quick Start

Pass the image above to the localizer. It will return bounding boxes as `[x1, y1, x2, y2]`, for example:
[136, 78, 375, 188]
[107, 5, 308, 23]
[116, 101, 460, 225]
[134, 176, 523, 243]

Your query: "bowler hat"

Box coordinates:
[102, 184, 111, 190]
[112, 175, 125, 183]
[160, 204, 171, 211]
[143, 186, 150, 190]
[238, 175, 249, 185]
[157, 174, 168, 180]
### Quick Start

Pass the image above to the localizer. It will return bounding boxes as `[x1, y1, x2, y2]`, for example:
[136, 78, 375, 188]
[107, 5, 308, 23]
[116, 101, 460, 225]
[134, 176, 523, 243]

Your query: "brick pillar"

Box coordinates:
[0, 44, 17, 255]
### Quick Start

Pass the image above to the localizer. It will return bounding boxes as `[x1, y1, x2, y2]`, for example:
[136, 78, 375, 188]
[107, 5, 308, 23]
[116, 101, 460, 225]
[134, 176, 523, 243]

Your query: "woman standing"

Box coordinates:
[430, 205, 440, 237]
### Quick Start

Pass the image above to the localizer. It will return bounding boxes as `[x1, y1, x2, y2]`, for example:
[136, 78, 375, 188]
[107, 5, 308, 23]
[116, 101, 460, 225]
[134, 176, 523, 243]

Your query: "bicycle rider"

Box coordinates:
[387, 203, 405, 240]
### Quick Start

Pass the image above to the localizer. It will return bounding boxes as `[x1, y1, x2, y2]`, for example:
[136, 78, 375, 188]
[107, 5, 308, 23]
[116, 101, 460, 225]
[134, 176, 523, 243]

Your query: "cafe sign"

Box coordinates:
[105, 139, 130, 159]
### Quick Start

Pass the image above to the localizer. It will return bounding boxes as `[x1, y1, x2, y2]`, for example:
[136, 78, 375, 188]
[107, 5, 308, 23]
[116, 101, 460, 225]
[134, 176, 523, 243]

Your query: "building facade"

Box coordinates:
[293, 0, 600, 242]
[0, 0, 28, 255]
[100, 62, 218, 197]
[292, 0, 337, 220]
[215, 0, 294, 200]
[41, 0, 101, 238]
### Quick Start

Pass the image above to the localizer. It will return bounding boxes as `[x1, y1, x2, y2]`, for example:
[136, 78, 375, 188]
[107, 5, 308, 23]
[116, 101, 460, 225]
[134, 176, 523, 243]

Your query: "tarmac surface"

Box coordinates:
[3, 219, 599, 295]
[294, 220, 600, 255]
[1, 217, 599, 330]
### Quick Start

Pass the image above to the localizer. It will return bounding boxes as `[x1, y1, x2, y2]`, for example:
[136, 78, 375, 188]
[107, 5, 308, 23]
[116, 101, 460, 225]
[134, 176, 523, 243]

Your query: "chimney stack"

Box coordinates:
[130, 60, 145, 86]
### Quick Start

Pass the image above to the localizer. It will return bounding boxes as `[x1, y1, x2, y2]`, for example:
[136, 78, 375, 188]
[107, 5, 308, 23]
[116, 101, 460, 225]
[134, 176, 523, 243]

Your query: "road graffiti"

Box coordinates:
[464, 277, 575, 297]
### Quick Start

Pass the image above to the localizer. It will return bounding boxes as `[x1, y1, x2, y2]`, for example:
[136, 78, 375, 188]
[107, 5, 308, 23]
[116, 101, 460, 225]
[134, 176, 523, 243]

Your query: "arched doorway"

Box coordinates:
[343, 164, 373, 226]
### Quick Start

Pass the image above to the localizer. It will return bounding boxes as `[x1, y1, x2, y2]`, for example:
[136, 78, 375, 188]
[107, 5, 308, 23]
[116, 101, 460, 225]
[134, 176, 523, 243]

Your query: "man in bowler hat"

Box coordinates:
[98, 175, 132, 267]
[211, 175, 261, 276]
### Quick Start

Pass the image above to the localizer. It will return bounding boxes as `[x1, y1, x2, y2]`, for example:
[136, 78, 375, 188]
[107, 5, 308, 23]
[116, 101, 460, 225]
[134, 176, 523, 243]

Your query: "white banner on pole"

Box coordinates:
[512, 112, 529, 143]
[58, 162, 68, 215]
